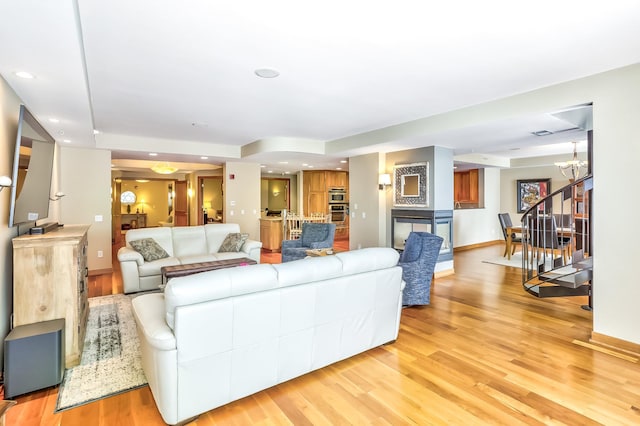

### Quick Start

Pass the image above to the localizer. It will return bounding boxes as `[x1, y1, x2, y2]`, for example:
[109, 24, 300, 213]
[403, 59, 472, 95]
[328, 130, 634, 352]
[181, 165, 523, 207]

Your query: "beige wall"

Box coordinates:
[59, 146, 113, 272]
[223, 162, 261, 240]
[348, 152, 386, 250]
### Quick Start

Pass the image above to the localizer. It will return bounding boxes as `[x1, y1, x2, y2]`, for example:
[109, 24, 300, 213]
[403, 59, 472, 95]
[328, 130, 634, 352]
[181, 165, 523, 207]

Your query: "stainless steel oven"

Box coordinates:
[329, 203, 347, 223]
[328, 187, 347, 204]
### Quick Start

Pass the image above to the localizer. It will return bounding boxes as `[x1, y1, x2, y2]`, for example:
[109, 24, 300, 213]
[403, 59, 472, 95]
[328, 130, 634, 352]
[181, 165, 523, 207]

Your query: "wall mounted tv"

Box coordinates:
[8, 105, 56, 229]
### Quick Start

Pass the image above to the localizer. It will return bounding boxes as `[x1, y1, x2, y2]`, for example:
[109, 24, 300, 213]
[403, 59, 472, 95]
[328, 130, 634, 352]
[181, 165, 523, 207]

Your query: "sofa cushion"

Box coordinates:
[126, 227, 174, 256]
[204, 223, 241, 253]
[219, 233, 249, 252]
[130, 238, 170, 262]
[172, 226, 208, 258]
[138, 256, 181, 277]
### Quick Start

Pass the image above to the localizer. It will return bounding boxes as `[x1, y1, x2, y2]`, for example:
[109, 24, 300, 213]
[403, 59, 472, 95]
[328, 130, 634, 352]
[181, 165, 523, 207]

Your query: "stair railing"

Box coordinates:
[520, 175, 593, 298]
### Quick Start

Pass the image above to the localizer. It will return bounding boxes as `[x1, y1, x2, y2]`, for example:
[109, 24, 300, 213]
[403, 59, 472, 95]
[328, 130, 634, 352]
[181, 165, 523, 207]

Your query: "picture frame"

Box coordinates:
[516, 178, 551, 213]
[393, 162, 429, 207]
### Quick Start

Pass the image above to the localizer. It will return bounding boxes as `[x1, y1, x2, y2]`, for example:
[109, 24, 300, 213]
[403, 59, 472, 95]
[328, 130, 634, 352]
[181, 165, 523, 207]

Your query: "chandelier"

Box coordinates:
[554, 142, 587, 181]
[151, 162, 178, 174]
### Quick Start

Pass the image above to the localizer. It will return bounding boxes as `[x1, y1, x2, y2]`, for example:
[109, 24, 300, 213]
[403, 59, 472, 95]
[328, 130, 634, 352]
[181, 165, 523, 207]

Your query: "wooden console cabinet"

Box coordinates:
[12, 225, 90, 368]
[260, 217, 283, 252]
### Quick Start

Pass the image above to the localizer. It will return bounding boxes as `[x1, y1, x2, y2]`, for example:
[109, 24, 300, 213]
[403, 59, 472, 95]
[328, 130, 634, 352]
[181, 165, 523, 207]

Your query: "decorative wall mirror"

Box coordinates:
[393, 162, 428, 207]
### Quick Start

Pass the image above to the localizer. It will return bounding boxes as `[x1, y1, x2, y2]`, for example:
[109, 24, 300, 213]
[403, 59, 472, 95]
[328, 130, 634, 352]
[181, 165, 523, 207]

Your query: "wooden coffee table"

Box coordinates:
[160, 257, 257, 288]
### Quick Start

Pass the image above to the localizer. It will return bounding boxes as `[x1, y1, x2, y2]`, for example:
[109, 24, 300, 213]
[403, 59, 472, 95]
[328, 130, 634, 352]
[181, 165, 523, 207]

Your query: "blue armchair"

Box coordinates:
[281, 222, 336, 263]
[398, 231, 443, 306]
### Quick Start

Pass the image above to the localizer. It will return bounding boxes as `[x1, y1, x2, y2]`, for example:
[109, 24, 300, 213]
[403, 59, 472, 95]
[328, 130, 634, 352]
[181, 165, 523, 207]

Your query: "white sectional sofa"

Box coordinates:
[118, 223, 262, 294]
[131, 247, 404, 425]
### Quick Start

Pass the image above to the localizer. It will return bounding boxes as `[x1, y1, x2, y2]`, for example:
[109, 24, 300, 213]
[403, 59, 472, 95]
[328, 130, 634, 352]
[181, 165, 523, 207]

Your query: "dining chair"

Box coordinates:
[497, 213, 521, 257]
[528, 216, 571, 264]
[286, 214, 302, 239]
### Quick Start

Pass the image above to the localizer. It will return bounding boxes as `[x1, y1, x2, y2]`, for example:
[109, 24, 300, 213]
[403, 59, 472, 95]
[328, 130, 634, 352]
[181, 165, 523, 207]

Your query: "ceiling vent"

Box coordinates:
[531, 130, 554, 136]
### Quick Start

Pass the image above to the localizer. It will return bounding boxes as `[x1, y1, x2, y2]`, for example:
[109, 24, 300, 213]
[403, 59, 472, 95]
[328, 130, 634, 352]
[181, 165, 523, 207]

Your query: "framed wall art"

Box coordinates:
[516, 178, 551, 213]
[393, 162, 428, 207]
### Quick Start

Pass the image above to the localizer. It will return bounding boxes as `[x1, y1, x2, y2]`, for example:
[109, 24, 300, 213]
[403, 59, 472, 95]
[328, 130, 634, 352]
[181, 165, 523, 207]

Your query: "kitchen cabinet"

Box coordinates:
[454, 169, 479, 204]
[303, 171, 349, 238]
[326, 171, 348, 188]
[260, 218, 283, 252]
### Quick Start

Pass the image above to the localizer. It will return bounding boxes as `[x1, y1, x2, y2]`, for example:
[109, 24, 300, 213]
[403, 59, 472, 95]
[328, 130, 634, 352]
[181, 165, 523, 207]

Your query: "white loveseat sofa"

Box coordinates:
[131, 247, 404, 425]
[118, 223, 262, 294]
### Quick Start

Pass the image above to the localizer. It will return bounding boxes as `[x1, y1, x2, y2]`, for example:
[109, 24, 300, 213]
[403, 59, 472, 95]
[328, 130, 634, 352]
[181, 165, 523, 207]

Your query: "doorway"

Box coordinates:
[199, 176, 223, 224]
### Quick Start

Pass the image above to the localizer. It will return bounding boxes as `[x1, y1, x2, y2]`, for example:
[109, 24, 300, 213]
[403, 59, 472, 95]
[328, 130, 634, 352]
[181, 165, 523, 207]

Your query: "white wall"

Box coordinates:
[223, 162, 261, 240]
[453, 167, 501, 247]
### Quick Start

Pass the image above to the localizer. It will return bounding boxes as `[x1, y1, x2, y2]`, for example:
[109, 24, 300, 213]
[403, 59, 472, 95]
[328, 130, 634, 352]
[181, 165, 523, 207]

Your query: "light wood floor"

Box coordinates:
[7, 243, 640, 425]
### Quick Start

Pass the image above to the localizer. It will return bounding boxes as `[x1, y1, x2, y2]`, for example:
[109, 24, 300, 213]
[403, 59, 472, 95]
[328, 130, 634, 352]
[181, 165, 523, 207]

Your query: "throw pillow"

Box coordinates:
[129, 238, 170, 262]
[219, 233, 249, 252]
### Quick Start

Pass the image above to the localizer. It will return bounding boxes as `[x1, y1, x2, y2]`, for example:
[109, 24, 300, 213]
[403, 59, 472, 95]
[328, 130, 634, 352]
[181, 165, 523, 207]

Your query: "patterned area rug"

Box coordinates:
[55, 294, 148, 412]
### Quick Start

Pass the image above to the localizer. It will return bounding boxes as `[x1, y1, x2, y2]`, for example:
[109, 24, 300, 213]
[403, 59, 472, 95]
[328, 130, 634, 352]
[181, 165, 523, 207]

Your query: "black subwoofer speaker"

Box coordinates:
[4, 318, 65, 398]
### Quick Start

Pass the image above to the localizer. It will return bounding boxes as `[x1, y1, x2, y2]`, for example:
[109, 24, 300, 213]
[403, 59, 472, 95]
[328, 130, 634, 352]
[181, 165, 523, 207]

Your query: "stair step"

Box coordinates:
[542, 269, 593, 288]
[525, 284, 590, 298]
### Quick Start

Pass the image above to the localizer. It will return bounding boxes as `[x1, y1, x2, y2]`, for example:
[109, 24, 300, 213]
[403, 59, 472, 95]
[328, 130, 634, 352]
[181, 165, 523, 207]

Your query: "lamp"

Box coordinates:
[0, 175, 11, 192]
[554, 142, 587, 181]
[378, 173, 391, 190]
[203, 201, 212, 223]
[151, 162, 178, 174]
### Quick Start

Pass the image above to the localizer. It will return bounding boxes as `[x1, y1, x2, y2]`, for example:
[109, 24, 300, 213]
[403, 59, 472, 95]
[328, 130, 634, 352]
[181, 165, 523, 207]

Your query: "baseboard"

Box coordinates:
[454, 240, 502, 252]
[434, 268, 454, 278]
[590, 331, 640, 357]
[89, 268, 113, 277]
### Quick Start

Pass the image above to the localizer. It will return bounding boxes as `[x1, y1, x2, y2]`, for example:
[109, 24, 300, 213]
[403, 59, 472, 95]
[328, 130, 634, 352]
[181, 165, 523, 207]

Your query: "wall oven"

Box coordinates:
[328, 187, 347, 204]
[329, 203, 347, 223]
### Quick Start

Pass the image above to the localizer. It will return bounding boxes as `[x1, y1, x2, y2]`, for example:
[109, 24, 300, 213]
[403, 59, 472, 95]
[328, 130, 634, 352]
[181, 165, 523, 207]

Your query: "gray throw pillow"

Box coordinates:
[129, 238, 170, 262]
[219, 233, 249, 252]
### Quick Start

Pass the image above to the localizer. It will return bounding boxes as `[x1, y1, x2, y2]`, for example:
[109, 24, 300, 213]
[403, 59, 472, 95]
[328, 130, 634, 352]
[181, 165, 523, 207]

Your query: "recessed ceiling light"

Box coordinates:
[308, 165, 314, 168]
[63, 139, 71, 143]
[302, 163, 308, 166]
[200, 156, 208, 160]
[340, 160, 347, 164]
[49, 118, 59, 123]
[149, 153, 158, 156]
[93, 129, 100, 135]
[254, 68, 280, 78]
[278, 161, 288, 164]
[260, 165, 266, 168]
[268, 170, 273, 173]
[336, 167, 342, 170]
[285, 171, 290, 175]
[15, 71, 34, 79]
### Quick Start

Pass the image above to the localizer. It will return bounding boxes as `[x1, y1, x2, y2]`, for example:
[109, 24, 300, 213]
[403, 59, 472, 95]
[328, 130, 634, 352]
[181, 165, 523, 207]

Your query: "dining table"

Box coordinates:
[505, 224, 574, 261]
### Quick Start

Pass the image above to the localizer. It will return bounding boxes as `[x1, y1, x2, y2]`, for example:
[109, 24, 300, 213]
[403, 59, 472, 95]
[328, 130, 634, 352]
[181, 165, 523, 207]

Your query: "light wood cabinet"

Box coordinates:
[303, 171, 328, 215]
[326, 171, 348, 189]
[12, 225, 90, 368]
[260, 218, 283, 252]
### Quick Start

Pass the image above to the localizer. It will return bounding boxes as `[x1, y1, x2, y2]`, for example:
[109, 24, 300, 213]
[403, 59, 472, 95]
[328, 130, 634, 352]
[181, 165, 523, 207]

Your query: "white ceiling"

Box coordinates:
[1, 1, 639, 175]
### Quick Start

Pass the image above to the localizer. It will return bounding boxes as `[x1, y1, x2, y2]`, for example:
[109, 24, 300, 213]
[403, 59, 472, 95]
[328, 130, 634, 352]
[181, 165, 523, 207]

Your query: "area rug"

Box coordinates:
[482, 252, 563, 270]
[482, 252, 525, 268]
[55, 294, 147, 412]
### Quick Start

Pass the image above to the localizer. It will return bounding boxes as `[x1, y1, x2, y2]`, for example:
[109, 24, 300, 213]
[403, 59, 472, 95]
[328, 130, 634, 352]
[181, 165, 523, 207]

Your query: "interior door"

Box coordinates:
[174, 181, 188, 226]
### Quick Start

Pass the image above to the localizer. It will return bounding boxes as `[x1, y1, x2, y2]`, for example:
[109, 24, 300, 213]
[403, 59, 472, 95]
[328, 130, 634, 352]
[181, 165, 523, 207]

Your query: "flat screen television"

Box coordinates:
[8, 105, 56, 229]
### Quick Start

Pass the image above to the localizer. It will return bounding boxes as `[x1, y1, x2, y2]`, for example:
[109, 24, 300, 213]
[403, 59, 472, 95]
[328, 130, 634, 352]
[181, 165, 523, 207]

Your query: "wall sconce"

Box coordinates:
[0, 175, 11, 192]
[378, 173, 391, 190]
[49, 191, 66, 201]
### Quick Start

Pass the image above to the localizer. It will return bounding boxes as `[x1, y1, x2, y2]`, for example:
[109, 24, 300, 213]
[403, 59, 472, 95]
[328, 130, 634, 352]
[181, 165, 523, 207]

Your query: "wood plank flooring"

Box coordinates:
[6, 243, 640, 425]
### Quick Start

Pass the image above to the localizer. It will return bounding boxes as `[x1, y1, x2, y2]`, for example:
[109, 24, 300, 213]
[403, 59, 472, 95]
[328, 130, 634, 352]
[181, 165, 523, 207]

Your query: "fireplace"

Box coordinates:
[391, 209, 453, 262]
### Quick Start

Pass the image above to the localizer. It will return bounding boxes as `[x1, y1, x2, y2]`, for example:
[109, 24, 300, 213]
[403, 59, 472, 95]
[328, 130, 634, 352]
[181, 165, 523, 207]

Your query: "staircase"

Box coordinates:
[520, 176, 593, 305]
